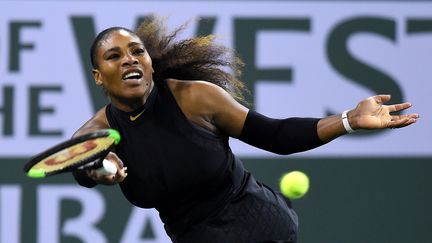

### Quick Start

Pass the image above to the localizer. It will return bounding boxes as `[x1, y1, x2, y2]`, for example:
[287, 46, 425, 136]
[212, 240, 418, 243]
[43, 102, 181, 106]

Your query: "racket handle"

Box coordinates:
[95, 159, 118, 175]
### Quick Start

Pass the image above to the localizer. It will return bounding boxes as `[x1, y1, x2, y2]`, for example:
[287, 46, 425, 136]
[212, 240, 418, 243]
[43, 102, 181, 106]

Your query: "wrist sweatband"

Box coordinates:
[342, 110, 355, 134]
[238, 110, 326, 155]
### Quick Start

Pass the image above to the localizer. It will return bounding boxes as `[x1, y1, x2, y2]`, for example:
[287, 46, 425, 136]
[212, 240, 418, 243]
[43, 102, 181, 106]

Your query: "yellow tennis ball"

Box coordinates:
[280, 171, 310, 199]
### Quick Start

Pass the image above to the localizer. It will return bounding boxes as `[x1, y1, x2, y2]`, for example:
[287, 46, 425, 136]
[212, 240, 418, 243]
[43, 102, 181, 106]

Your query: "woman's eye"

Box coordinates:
[133, 49, 145, 55]
[107, 54, 119, 60]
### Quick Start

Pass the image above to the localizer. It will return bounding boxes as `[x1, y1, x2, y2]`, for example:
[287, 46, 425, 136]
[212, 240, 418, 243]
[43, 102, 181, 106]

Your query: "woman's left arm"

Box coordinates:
[183, 81, 418, 154]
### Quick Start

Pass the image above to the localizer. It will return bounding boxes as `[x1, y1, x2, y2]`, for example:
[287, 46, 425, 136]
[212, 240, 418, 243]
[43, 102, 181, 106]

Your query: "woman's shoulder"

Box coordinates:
[164, 78, 227, 118]
[163, 79, 248, 136]
[165, 78, 224, 98]
[73, 106, 110, 138]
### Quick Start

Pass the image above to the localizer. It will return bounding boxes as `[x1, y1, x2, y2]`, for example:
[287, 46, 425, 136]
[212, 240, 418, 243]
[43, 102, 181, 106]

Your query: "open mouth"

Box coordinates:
[122, 70, 143, 80]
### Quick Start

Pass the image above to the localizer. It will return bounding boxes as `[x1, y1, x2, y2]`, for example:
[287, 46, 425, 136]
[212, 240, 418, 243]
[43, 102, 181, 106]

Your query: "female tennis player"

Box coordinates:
[72, 16, 418, 243]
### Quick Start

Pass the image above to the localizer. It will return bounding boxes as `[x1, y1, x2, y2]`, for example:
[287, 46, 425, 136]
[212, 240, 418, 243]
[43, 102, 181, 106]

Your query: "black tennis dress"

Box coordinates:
[104, 80, 299, 243]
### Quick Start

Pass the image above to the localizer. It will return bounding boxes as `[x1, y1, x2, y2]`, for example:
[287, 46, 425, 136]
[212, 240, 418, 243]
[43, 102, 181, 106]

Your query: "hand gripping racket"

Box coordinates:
[23, 129, 121, 178]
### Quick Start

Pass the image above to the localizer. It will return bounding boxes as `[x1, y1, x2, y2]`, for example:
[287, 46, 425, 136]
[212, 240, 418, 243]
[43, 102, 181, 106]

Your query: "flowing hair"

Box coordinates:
[136, 16, 248, 103]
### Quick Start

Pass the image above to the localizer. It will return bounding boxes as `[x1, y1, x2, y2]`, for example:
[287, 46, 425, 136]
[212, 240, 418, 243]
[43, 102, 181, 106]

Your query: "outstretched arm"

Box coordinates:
[172, 80, 418, 154]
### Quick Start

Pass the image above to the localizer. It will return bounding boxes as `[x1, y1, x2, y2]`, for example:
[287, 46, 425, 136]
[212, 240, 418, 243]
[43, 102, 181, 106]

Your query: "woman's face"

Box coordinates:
[93, 29, 153, 107]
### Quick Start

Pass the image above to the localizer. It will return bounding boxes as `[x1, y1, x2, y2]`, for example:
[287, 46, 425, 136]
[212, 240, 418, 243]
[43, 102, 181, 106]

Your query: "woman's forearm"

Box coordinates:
[317, 112, 352, 142]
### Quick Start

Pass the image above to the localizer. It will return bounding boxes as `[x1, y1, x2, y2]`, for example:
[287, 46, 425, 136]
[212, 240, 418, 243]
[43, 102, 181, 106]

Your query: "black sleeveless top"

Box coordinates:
[105, 80, 245, 231]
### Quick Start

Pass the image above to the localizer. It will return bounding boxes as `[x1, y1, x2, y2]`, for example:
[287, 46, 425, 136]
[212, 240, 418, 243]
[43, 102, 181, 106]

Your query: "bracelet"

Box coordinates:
[341, 110, 355, 134]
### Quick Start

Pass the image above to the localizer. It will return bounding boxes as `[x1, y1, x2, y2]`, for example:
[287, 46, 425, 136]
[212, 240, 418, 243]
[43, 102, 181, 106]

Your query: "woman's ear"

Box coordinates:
[92, 69, 103, 86]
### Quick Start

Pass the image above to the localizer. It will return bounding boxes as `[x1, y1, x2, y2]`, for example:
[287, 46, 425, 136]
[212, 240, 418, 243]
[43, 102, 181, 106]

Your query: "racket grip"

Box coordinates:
[95, 159, 118, 175]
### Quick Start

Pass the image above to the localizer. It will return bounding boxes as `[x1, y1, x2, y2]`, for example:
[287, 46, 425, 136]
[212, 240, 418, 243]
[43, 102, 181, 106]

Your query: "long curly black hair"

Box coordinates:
[136, 16, 248, 103]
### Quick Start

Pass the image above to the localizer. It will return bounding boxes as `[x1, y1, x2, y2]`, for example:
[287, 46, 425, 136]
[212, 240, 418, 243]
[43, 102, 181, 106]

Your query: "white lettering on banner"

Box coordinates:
[0, 184, 169, 243]
[0, 1, 431, 156]
[37, 185, 107, 243]
[0, 185, 21, 243]
[120, 207, 171, 243]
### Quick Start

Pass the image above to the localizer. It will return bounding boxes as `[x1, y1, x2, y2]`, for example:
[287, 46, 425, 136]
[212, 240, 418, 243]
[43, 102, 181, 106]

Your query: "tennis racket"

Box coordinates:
[23, 129, 121, 178]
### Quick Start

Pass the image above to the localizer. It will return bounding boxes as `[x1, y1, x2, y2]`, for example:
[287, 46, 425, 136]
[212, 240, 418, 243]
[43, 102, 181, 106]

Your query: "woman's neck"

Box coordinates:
[110, 81, 155, 112]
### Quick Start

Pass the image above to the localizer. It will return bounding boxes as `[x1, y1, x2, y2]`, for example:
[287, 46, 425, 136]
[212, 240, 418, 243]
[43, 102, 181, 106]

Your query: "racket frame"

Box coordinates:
[23, 129, 120, 178]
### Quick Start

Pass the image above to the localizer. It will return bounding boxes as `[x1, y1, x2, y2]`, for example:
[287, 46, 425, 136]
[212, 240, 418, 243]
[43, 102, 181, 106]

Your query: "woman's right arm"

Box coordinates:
[72, 106, 110, 138]
[72, 106, 127, 187]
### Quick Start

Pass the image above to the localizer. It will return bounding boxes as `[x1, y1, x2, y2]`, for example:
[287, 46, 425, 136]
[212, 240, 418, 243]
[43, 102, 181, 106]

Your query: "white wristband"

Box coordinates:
[341, 110, 355, 134]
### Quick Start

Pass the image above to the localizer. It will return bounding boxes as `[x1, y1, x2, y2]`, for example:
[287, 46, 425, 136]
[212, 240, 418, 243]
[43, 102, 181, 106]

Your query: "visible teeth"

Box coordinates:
[124, 72, 141, 79]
